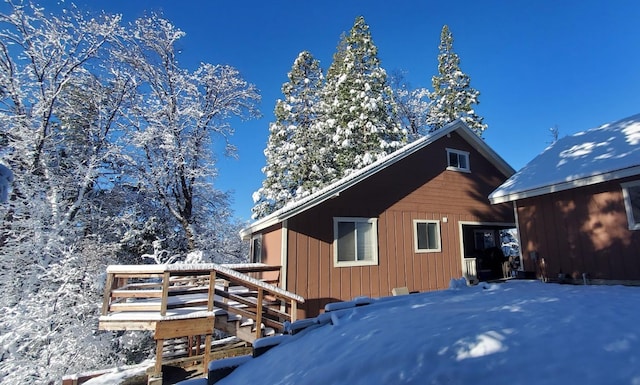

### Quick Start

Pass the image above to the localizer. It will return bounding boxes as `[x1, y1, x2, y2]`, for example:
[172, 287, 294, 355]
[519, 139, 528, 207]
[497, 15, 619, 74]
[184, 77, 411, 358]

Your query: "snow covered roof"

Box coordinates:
[489, 113, 640, 204]
[241, 120, 514, 239]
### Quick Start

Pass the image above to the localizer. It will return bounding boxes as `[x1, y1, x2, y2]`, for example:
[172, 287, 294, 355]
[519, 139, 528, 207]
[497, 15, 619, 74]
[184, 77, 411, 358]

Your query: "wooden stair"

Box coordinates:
[98, 263, 304, 384]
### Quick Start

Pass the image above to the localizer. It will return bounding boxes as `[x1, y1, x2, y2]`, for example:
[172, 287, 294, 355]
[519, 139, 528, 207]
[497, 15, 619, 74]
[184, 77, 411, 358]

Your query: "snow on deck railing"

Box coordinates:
[104, 263, 303, 303]
[101, 262, 304, 332]
[100, 263, 303, 380]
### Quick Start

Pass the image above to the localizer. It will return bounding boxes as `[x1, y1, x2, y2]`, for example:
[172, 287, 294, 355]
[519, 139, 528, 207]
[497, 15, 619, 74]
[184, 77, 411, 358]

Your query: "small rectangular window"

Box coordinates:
[333, 217, 378, 267]
[446, 148, 470, 172]
[414, 220, 441, 252]
[250, 234, 263, 263]
[621, 181, 640, 230]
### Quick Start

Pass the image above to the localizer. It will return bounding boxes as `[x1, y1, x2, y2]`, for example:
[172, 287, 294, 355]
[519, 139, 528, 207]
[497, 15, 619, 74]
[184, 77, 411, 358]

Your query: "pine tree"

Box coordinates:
[252, 51, 324, 219]
[427, 25, 487, 137]
[320, 16, 407, 177]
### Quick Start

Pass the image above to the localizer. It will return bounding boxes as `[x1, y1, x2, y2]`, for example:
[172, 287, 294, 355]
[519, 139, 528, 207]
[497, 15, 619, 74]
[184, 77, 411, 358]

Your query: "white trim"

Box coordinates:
[446, 148, 471, 173]
[240, 119, 515, 239]
[490, 166, 640, 204]
[458, 222, 466, 278]
[621, 180, 640, 230]
[333, 217, 379, 267]
[512, 201, 524, 271]
[457, 221, 518, 278]
[446, 166, 471, 173]
[413, 219, 442, 253]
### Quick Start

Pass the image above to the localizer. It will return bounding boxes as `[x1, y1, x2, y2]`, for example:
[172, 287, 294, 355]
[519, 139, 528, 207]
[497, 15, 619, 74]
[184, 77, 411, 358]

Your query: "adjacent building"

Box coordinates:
[489, 113, 640, 282]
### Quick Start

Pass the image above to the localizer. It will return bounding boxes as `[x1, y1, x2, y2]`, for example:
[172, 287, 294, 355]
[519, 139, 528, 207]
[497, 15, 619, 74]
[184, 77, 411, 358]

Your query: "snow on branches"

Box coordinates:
[427, 25, 486, 137]
[0, 4, 256, 383]
[252, 17, 408, 219]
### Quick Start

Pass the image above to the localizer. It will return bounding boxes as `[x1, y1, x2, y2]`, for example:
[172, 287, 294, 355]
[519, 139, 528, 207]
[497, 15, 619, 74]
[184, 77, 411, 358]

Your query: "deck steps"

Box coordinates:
[98, 263, 304, 384]
[178, 296, 377, 384]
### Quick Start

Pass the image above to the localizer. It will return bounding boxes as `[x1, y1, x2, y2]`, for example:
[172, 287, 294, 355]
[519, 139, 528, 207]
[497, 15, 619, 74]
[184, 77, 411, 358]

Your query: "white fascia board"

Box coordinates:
[489, 165, 640, 204]
[239, 216, 281, 240]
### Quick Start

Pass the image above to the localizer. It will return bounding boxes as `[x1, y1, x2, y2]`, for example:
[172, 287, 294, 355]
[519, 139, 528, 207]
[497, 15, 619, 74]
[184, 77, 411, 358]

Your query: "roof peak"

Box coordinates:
[242, 119, 513, 239]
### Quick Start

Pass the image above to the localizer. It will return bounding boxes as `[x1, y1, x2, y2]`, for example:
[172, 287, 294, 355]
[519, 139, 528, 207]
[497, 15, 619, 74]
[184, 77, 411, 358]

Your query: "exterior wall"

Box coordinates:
[259, 224, 282, 283]
[283, 132, 514, 318]
[516, 176, 640, 281]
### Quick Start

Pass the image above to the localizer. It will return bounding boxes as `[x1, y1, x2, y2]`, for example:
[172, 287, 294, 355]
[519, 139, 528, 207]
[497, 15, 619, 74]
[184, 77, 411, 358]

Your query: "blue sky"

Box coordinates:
[56, 1, 640, 220]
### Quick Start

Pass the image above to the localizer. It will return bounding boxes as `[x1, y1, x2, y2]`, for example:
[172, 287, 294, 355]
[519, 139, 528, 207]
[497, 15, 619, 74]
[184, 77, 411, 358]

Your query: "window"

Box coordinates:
[621, 181, 640, 230]
[414, 220, 441, 252]
[250, 234, 263, 263]
[446, 148, 470, 172]
[333, 217, 378, 267]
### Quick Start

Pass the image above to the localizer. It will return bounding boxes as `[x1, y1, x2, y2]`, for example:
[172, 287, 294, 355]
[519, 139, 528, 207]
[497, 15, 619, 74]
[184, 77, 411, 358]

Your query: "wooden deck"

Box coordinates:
[99, 263, 304, 384]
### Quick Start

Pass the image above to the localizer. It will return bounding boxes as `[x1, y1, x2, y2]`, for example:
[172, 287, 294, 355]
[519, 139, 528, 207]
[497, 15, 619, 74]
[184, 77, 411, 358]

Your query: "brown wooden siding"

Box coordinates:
[517, 176, 640, 281]
[282, 132, 514, 318]
[260, 224, 282, 283]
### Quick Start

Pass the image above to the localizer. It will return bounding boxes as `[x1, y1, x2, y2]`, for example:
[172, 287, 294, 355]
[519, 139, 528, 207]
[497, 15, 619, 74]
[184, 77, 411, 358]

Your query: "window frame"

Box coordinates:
[413, 219, 442, 253]
[333, 217, 379, 267]
[621, 180, 640, 230]
[250, 234, 263, 263]
[446, 148, 470, 173]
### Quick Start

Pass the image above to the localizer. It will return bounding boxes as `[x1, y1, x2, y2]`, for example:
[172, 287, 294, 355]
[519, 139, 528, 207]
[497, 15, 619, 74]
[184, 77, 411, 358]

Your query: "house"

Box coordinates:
[241, 120, 516, 317]
[489, 113, 640, 283]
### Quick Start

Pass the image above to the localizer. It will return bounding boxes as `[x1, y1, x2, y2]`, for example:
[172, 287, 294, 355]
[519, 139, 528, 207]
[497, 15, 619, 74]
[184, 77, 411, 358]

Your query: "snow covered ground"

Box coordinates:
[219, 280, 640, 385]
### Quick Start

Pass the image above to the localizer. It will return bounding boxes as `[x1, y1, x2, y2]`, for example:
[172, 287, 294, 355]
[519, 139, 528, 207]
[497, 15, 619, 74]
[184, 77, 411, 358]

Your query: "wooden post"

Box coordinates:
[205, 270, 216, 379]
[160, 271, 170, 316]
[203, 333, 212, 379]
[101, 273, 115, 316]
[221, 276, 229, 306]
[207, 271, 216, 311]
[290, 299, 297, 322]
[149, 339, 164, 385]
[196, 335, 202, 356]
[255, 288, 264, 340]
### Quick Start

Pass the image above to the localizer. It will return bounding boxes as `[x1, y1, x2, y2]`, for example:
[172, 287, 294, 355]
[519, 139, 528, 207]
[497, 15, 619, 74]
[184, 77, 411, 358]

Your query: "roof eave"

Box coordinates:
[241, 119, 512, 237]
[240, 216, 281, 240]
[489, 165, 640, 204]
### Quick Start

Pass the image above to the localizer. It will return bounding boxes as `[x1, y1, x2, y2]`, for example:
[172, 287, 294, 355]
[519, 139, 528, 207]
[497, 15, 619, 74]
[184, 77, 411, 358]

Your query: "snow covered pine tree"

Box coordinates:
[427, 25, 487, 137]
[254, 17, 408, 219]
[252, 51, 324, 219]
[319, 16, 407, 178]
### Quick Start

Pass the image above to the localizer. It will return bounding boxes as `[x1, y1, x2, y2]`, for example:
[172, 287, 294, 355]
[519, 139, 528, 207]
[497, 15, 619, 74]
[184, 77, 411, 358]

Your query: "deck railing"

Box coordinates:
[100, 263, 304, 382]
[101, 263, 304, 338]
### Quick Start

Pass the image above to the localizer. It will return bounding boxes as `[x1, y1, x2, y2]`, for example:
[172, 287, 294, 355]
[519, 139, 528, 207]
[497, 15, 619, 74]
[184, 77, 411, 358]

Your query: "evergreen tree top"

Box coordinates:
[327, 16, 381, 79]
[435, 25, 461, 84]
[322, 15, 406, 174]
[428, 24, 486, 137]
